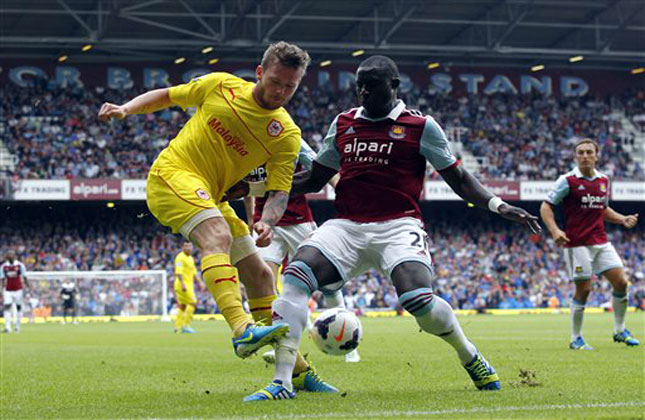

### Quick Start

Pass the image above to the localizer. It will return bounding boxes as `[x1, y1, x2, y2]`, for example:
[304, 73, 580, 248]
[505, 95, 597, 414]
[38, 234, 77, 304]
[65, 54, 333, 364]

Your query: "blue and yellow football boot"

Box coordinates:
[243, 380, 296, 402]
[569, 336, 594, 350]
[613, 329, 640, 346]
[232, 323, 289, 359]
[464, 352, 501, 391]
[292, 361, 338, 393]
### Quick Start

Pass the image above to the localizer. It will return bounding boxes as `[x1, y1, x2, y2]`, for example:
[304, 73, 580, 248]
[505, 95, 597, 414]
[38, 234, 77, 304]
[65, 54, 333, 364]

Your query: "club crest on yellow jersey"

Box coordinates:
[195, 189, 211, 200]
[267, 119, 284, 137]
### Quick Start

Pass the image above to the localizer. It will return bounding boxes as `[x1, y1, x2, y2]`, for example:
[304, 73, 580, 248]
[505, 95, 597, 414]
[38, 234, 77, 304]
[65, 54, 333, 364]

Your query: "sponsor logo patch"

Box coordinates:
[575, 266, 583, 273]
[578, 185, 586, 190]
[267, 119, 284, 137]
[195, 189, 211, 200]
[346, 126, 355, 134]
[388, 125, 406, 139]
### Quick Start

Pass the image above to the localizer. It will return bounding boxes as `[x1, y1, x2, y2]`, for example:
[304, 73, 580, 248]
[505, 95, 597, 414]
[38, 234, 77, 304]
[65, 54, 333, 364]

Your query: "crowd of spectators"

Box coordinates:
[1, 82, 644, 181]
[2, 206, 643, 316]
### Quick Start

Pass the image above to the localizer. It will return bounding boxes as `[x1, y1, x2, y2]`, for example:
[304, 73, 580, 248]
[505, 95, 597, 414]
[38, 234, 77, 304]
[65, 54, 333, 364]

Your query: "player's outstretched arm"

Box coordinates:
[98, 88, 172, 121]
[254, 191, 289, 247]
[439, 165, 542, 234]
[291, 161, 337, 196]
[604, 207, 639, 228]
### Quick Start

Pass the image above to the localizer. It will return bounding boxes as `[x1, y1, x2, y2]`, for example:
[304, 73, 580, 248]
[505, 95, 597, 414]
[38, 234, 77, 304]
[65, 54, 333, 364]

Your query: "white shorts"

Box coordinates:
[564, 242, 623, 280]
[300, 217, 433, 292]
[3, 290, 24, 306]
[230, 235, 258, 265]
[259, 222, 317, 264]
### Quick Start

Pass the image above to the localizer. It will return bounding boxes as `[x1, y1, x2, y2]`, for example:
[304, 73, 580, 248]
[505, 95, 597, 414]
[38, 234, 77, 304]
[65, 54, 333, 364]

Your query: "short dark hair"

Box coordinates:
[358, 55, 400, 79]
[261, 41, 311, 71]
[574, 138, 600, 154]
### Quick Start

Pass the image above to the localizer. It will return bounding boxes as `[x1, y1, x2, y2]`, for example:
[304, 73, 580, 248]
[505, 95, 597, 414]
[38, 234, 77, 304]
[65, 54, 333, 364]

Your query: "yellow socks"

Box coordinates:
[202, 253, 250, 337]
[184, 304, 195, 327]
[175, 307, 185, 331]
[248, 295, 276, 324]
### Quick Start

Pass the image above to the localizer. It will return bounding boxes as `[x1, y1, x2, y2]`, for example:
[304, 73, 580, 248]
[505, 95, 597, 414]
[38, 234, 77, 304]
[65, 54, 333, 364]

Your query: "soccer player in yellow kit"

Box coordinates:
[98, 42, 307, 359]
[173, 241, 203, 333]
[98, 42, 336, 392]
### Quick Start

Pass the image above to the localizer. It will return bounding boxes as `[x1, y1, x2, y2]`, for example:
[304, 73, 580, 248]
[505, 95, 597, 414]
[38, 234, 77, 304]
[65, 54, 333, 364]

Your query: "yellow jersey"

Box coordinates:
[153, 72, 301, 202]
[174, 252, 197, 291]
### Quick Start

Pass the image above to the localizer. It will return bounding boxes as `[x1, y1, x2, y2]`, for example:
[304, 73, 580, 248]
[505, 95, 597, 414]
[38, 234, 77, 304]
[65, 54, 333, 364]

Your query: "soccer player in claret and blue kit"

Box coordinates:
[244, 55, 543, 401]
[540, 138, 640, 350]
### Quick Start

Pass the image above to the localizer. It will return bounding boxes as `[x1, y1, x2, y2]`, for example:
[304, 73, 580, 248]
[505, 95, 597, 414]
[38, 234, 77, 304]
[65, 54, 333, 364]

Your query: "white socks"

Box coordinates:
[323, 290, 345, 309]
[612, 292, 628, 334]
[571, 299, 586, 340]
[398, 289, 477, 365]
[272, 282, 311, 391]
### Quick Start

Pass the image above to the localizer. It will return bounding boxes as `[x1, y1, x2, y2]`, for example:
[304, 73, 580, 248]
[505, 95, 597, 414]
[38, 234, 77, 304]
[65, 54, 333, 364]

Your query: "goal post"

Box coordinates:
[25, 270, 168, 320]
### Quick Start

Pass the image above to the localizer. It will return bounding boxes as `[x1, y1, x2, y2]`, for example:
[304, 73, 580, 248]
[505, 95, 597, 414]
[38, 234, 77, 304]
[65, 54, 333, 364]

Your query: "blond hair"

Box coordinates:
[261, 41, 311, 72]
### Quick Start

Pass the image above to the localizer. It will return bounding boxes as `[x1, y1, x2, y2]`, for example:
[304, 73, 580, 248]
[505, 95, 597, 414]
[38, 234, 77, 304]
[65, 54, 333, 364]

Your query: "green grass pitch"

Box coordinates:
[1, 313, 643, 419]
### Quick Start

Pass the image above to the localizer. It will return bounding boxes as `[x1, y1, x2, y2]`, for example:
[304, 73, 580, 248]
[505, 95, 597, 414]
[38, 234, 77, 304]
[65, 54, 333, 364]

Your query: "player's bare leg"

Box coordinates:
[190, 218, 287, 358]
[392, 261, 499, 390]
[603, 267, 640, 346]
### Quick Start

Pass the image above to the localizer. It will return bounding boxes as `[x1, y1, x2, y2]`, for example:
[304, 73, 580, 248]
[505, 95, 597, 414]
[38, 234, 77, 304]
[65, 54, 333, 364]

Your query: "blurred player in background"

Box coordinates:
[540, 138, 640, 350]
[60, 280, 78, 324]
[173, 241, 204, 333]
[244, 55, 542, 401]
[241, 139, 360, 363]
[1, 251, 29, 333]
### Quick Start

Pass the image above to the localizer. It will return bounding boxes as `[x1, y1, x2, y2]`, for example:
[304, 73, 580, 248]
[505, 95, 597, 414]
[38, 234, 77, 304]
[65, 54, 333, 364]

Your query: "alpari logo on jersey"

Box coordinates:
[388, 125, 406, 139]
[267, 119, 284, 137]
[195, 189, 211, 200]
[343, 138, 394, 165]
[246, 165, 267, 182]
[207, 117, 249, 156]
[581, 193, 605, 209]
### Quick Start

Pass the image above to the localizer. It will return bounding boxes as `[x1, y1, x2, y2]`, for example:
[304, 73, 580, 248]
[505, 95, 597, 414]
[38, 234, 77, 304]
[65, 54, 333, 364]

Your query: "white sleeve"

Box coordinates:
[0, 264, 4, 280]
[20, 262, 27, 276]
[419, 116, 457, 171]
[545, 175, 570, 205]
[314, 115, 341, 171]
[298, 139, 317, 171]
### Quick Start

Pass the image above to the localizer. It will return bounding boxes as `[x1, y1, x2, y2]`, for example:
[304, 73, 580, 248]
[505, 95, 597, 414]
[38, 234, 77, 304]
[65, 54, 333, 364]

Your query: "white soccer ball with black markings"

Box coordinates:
[310, 308, 362, 356]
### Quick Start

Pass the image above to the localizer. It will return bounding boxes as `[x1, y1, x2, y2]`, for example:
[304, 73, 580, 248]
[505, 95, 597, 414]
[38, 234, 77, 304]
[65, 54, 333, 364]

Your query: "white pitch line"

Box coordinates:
[167, 401, 645, 420]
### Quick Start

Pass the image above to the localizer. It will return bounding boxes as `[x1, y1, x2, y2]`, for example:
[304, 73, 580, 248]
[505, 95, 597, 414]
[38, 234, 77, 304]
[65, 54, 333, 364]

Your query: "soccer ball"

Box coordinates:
[310, 308, 362, 356]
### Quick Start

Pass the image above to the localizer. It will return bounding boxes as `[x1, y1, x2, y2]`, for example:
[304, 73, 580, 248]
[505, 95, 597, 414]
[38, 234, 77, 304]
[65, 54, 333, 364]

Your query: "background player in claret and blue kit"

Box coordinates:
[1, 251, 30, 333]
[540, 138, 640, 350]
[244, 55, 542, 401]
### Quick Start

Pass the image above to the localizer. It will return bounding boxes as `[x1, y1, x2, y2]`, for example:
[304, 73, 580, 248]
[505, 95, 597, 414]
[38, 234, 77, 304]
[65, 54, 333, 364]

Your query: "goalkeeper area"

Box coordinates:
[2, 314, 643, 420]
[25, 270, 169, 320]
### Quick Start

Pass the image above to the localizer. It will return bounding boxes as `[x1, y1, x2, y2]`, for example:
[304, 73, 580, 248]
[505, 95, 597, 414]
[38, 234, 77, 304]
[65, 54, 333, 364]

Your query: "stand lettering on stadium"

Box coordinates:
[5, 64, 597, 97]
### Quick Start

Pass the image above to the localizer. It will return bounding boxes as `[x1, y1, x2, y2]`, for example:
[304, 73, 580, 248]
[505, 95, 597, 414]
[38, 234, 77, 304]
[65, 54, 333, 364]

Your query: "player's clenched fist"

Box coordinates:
[623, 213, 638, 229]
[254, 222, 274, 247]
[98, 102, 127, 121]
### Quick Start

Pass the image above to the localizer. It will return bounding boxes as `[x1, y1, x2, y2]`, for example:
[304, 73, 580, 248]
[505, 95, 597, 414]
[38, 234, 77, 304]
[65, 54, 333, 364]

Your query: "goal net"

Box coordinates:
[25, 270, 168, 319]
